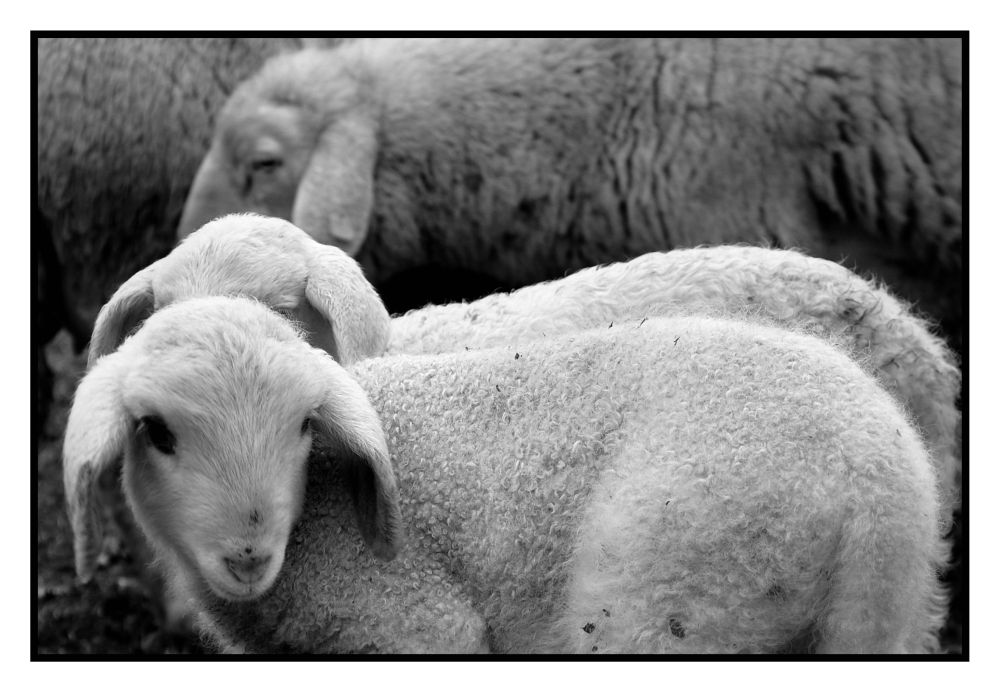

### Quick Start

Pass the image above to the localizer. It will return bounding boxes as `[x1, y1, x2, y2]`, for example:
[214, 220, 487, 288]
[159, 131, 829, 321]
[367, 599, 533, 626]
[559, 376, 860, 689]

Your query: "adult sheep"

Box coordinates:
[176, 37, 964, 340]
[38, 38, 309, 347]
[64, 296, 948, 654]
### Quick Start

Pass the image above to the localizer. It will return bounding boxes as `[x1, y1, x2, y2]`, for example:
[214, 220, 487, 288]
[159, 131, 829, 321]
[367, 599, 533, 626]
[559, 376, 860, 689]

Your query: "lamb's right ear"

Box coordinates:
[62, 353, 131, 582]
[88, 260, 160, 367]
[309, 352, 401, 561]
[303, 244, 391, 363]
[291, 111, 377, 256]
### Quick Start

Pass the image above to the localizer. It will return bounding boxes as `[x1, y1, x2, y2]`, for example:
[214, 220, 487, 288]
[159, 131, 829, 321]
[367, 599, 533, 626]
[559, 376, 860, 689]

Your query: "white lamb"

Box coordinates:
[64, 295, 948, 654]
[91, 214, 961, 509]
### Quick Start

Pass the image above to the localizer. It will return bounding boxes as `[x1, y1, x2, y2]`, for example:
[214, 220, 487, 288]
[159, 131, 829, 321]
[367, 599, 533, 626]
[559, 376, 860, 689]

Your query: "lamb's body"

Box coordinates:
[179, 37, 963, 339]
[199, 315, 947, 654]
[390, 245, 962, 507]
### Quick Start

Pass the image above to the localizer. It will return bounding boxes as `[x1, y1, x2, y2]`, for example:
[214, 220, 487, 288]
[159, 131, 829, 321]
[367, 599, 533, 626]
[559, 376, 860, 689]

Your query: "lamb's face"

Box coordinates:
[118, 308, 326, 601]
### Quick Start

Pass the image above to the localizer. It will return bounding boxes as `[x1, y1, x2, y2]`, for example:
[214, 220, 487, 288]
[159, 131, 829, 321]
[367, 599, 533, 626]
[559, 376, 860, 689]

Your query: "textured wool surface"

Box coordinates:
[391, 245, 961, 509]
[188, 306, 947, 654]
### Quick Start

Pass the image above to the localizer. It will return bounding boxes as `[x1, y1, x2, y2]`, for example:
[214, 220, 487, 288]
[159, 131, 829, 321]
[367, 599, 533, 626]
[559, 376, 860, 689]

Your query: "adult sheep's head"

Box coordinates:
[176, 48, 377, 257]
[89, 214, 390, 368]
[63, 296, 402, 601]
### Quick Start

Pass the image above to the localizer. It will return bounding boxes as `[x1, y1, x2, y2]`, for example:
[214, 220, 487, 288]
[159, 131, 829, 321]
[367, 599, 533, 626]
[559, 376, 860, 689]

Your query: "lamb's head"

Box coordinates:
[64, 296, 401, 600]
[177, 48, 377, 255]
[88, 213, 390, 368]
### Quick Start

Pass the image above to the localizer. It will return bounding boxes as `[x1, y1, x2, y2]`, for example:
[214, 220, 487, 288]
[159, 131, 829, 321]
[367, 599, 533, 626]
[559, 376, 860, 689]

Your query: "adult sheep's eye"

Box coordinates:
[138, 416, 176, 455]
[300, 417, 312, 436]
[250, 156, 283, 174]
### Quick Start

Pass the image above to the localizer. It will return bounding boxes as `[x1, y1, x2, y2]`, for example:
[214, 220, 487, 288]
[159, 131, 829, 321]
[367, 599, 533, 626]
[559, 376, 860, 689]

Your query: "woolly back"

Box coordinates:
[362, 316, 942, 652]
[388, 244, 960, 509]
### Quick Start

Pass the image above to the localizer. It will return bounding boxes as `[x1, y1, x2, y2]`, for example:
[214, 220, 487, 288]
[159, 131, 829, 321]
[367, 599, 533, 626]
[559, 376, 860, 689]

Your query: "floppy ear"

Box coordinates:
[303, 244, 391, 363]
[62, 353, 131, 581]
[88, 260, 160, 367]
[292, 111, 377, 255]
[309, 352, 401, 560]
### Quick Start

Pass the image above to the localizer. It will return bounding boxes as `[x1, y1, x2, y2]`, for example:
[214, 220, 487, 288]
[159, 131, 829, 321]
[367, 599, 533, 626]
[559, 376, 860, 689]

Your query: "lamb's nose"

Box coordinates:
[224, 553, 272, 584]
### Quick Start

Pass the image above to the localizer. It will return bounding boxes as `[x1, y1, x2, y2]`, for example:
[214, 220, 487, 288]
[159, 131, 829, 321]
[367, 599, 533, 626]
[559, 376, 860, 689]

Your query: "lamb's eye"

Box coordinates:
[138, 416, 176, 455]
[300, 417, 312, 436]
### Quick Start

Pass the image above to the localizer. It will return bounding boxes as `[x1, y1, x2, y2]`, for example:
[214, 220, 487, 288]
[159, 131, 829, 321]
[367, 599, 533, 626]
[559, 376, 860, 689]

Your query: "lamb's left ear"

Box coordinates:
[291, 110, 377, 257]
[302, 244, 391, 364]
[62, 353, 131, 582]
[309, 351, 402, 560]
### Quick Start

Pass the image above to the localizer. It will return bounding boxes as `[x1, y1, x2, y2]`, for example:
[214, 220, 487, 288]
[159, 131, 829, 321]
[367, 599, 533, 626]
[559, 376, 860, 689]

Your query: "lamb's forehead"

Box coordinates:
[160, 217, 309, 308]
[120, 298, 322, 416]
[134, 296, 304, 351]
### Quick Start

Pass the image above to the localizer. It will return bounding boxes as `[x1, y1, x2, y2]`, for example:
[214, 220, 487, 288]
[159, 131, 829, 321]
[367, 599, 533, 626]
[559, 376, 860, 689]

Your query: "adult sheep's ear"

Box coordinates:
[88, 260, 160, 367]
[292, 111, 377, 256]
[62, 353, 130, 582]
[310, 353, 402, 560]
[303, 244, 391, 363]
